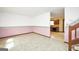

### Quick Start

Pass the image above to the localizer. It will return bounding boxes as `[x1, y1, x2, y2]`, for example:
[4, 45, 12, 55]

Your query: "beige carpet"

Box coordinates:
[0, 33, 67, 51]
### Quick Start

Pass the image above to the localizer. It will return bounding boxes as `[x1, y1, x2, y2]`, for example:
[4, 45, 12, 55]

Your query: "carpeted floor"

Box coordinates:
[0, 33, 67, 51]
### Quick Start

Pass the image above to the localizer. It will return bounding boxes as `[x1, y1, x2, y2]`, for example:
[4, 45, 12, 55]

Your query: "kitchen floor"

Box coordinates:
[51, 32, 64, 42]
[0, 33, 67, 51]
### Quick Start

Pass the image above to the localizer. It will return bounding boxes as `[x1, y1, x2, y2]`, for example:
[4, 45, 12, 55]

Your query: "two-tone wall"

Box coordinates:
[33, 12, 50, 36]
[0, 12, 50, 38]
[0, 12, 32, 38]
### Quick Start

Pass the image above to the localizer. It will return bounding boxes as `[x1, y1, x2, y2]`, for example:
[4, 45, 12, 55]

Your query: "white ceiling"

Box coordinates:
[0, 7, 64, 17]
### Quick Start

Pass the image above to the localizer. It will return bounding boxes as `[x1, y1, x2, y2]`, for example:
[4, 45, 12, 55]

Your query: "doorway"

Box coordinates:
[50, 8, 64, 42]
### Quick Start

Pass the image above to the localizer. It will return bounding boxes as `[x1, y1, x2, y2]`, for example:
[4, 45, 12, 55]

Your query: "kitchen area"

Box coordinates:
[50, 8, 64, 42]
